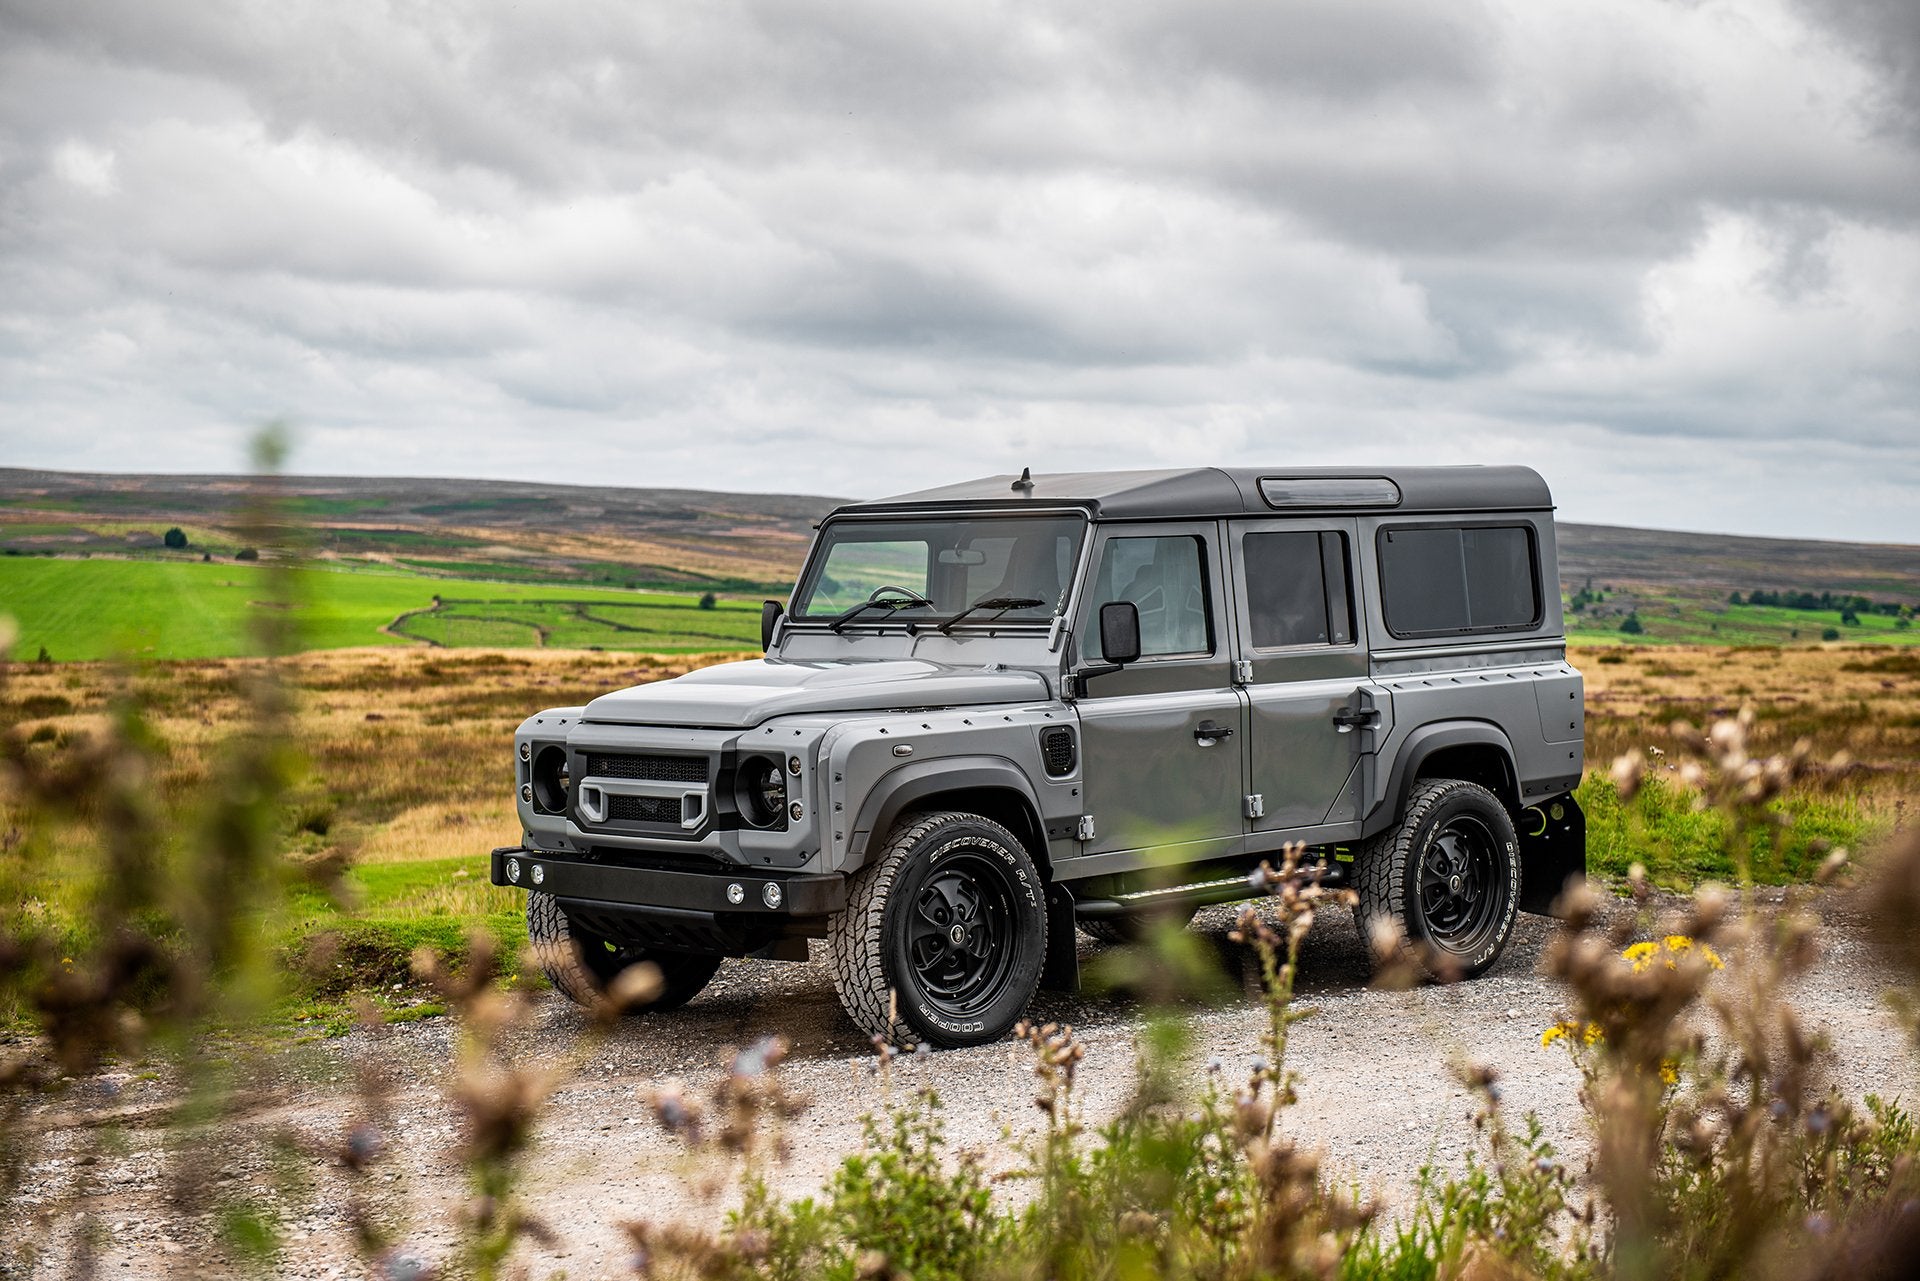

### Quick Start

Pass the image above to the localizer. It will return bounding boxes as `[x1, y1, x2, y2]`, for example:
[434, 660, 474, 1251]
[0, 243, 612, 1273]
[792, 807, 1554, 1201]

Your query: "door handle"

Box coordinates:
[1194, 720, 1234, 744]
[1332, 706, 1381, 733]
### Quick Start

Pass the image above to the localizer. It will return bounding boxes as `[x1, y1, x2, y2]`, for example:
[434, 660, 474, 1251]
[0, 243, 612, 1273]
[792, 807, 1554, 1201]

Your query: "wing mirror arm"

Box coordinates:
[1066, 601, 1140, 699]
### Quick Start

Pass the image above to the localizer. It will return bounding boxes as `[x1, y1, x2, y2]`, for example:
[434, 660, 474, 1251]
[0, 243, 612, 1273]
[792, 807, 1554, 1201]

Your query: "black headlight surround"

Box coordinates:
[530, 744, 571, 814]
[734, 755, 790, 830]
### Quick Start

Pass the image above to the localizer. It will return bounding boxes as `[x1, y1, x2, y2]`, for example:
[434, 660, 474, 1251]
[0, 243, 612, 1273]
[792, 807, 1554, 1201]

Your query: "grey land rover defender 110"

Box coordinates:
[492, 467, 1586, 1048]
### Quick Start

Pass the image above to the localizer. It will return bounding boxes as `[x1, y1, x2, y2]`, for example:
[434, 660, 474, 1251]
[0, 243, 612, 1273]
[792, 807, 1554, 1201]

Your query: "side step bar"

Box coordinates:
[1073, 861, 1349, 920]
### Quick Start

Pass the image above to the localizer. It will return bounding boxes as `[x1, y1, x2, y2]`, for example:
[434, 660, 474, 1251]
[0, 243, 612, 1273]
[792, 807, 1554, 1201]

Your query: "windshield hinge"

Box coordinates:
[1232, 658, 1253, 685]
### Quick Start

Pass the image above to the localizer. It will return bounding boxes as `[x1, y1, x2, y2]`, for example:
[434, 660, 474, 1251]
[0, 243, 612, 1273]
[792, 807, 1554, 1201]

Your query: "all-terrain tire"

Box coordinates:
[1080, 906, 1198, 945]
[827, 810, 1047, 1049]
[1354, 779, 1521, 982]
[526, 891, 722, 1012]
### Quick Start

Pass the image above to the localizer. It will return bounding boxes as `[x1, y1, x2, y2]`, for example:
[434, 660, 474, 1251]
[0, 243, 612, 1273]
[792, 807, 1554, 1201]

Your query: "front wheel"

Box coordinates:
[527, 892, 722, 1012]
[1355, 779, 1520, 981]
[828, 811, 1047, 1049]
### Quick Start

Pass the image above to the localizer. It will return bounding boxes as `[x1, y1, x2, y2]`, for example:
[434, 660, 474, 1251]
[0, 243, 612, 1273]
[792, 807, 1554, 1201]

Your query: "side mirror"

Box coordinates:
[761, 600, 785, 651]
[1098, 600, 1142, 665]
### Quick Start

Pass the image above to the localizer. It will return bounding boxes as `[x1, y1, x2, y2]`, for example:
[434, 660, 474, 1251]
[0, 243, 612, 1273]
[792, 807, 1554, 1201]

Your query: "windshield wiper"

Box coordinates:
[828, 596, 935, 633]
[937, 596, 1045, 635]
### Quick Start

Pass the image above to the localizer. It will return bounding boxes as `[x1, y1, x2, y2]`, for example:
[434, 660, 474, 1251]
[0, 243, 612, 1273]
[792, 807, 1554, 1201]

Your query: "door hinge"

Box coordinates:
[1244, 793, 1265, 819]
[1076, 814, 1096, 842]
[1232, 658, 1253, 685]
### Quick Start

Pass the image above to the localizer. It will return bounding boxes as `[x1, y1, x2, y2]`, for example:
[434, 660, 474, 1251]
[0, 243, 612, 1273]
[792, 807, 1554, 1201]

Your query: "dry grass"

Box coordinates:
[1574, 642, 1920, 811]
[5, 644, 1911, 899]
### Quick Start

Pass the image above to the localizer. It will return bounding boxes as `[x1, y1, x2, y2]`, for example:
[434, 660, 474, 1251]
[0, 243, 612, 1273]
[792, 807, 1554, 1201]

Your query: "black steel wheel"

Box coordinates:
[1356, 779, 1520, 980]
[829, 811, 1047, 1048]
[527, 892, 722, 1013]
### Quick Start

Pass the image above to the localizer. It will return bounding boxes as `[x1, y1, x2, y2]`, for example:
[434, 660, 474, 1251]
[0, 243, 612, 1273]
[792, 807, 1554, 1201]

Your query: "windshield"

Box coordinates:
[791, 515, 1085, 624]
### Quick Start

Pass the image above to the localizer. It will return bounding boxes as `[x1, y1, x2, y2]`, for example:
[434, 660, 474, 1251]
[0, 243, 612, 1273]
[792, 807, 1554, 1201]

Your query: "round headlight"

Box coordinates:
[530, 745, 571, 814]
[735, 757, 787, 828]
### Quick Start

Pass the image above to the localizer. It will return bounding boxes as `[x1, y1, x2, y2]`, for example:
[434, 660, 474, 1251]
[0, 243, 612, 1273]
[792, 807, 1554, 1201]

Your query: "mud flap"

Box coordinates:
[1518, 794, 1587, 917]
[1039, 883, 1080, 992]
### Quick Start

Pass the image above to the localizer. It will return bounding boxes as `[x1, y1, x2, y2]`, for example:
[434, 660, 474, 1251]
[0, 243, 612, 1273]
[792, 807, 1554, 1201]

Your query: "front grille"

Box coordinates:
[608, 795, 682, 824]
[585, 753, 707, 783]
[1040, 726, 1077, 776]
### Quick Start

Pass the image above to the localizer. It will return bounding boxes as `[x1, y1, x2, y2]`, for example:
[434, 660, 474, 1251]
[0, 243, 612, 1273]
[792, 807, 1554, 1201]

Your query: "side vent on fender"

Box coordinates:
[1040, 726, 1077, 777]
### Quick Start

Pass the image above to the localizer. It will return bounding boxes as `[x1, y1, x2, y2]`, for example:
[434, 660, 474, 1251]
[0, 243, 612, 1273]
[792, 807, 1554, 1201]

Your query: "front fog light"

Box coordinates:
[726, 882, 745, 905]
[762, 881, 783, 909]
[506, 858, 521, 884]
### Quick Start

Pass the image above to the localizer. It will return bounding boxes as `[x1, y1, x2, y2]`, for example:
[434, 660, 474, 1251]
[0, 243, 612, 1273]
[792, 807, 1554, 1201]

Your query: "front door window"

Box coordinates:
[1082, 535, 1212, 660]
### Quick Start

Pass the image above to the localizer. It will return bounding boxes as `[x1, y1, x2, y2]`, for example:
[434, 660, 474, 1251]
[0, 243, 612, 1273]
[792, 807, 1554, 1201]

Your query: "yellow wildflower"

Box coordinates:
[1624, 936, 1725, 973]
[1582, 1022, 1604, 1046]
[1660, 1062, 1679, 1086]
[1541, 1024, 1568, 1048]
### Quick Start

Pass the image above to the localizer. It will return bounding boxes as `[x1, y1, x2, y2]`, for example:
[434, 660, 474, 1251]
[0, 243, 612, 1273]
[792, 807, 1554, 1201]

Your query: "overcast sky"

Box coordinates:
[1, 0, 1916, 541]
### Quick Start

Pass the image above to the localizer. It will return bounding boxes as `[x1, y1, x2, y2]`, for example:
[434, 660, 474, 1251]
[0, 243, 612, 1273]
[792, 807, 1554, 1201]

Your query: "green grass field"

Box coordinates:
[1567, 594, 1920, 646]
[0, 557, 762, 660]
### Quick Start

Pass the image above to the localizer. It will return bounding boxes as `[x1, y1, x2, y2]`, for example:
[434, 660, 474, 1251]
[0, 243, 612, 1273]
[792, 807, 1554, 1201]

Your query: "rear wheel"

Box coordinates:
[828, 811, 1047, 1049]
[1355, 778, 1520, 981]
[527, 892, 722, 1012]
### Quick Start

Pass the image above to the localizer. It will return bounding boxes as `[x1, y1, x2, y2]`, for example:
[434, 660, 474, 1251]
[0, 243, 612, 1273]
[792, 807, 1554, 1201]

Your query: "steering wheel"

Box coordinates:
[867, 585, 935, 608]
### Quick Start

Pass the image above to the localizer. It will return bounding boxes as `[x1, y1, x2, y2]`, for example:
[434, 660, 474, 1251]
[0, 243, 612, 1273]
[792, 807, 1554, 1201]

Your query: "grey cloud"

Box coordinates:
[0, 0, 1915, 542]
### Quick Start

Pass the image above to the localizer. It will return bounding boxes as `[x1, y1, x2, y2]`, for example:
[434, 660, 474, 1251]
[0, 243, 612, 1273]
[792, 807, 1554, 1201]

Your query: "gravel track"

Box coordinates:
[16, 893, 1916, 1280]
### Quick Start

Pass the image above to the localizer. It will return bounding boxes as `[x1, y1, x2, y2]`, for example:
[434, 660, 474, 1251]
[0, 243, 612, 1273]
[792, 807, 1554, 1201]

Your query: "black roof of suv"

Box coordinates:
[843, 465, 1553, 521]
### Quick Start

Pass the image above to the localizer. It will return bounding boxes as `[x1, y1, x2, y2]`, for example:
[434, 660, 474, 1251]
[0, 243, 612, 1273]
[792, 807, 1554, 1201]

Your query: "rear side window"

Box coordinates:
[1243, 530, 1354, 648]
[1378, 524, 1539, 637]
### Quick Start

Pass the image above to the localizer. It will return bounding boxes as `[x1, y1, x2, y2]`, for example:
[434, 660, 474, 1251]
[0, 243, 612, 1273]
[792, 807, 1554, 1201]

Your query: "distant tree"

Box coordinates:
[1897, 617, 1912, 630]
[1728, 591, 1743, 605]
[235, 548, 259, 561]
[1821, 627, 1840, 641]
[163, 527, 187, 549]
[1841, 609, 1861, 626]
[698, 592, 718, 610]
[35, 645, 52, 664]
[1619, 613, 1644, 636]
[201, 552, 211, 562]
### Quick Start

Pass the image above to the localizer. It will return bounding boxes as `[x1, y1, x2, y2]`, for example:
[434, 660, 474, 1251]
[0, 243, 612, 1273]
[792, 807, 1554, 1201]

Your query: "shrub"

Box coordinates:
[235, 547, 259, 561]
[1822, 627, 1841, 641]
[1620, 612, 1645, 635]
[698, 591, 718, 610]
[163, 526, 187, 549]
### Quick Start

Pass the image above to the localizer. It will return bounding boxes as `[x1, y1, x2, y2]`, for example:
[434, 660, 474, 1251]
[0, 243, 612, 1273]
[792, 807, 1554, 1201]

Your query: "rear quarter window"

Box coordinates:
[1378, 523, 1540, 637]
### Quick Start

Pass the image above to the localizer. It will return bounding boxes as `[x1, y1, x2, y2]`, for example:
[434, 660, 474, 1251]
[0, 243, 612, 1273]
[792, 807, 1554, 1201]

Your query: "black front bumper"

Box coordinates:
[490, 847, 848, 956]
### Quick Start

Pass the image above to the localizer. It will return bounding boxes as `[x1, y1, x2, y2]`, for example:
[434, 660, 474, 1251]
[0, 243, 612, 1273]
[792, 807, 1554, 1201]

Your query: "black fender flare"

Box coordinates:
[846, 755, 1047, 872]
[1363, 719, 1520, 840]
